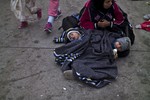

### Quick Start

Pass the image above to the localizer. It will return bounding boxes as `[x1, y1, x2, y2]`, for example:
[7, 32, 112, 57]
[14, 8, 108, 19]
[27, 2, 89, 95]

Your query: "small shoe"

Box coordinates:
[54, 10, 62, 20]
[63, 70, 74, 80]
[18, 21, 28, 29]
[146, 2, 150, 5]
[44, 22, 52, 33]
[143, 14, 150, 20]
[135, 24, 141, 29]
[37, 8, 42, 20]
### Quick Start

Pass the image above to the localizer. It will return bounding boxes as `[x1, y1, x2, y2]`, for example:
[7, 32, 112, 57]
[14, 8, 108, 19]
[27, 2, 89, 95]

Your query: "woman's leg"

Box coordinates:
[26, 0, 42, 19]
[11, 0, 28, 28]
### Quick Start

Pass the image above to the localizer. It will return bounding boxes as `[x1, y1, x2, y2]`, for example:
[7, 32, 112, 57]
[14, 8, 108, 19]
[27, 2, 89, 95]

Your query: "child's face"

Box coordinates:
[69, 32, 81, 40]
[103, 0, 112, 9]
[114, 42, 122, 51]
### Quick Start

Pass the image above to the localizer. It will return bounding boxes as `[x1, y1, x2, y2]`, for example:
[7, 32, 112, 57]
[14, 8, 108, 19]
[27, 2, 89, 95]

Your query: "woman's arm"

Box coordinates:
[79, 7, 95, 29]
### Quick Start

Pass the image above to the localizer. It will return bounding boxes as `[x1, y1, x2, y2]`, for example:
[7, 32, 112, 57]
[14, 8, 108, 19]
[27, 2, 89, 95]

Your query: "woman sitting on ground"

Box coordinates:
[79, 0, 135, 44]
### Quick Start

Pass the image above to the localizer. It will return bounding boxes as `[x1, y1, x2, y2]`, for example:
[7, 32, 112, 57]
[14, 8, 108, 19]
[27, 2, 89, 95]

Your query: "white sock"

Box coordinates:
[48, 16, 54, 24]
[58, 7, 60, 12]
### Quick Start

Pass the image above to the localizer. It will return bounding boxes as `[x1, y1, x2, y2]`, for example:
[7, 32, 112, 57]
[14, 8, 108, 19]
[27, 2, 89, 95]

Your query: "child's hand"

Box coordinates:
[97, 19, 110, 28]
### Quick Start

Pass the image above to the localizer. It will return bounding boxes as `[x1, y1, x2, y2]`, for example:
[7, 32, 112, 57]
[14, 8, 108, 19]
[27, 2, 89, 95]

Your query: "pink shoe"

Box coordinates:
[37, 8, 42, 20]
[44, 22, 52, 33]
[18, 21, 28, 29]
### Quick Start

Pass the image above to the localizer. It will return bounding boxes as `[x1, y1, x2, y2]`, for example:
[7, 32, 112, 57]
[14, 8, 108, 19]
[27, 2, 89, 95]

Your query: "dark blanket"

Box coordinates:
[54, 29, 122, 88]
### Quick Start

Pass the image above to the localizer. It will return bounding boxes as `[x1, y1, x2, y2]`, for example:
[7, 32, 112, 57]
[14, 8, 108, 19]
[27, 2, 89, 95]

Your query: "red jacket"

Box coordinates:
[79, 0, 125, 30]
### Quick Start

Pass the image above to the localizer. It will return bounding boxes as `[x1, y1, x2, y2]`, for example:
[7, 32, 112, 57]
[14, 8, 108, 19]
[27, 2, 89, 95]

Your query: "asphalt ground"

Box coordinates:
[0, 0, 150, 100]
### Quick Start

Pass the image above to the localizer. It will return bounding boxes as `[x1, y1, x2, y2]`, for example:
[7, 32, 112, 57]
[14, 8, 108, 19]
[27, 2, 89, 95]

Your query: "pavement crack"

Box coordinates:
[0, 46, 55, 50]
[8, 70, 47, 83]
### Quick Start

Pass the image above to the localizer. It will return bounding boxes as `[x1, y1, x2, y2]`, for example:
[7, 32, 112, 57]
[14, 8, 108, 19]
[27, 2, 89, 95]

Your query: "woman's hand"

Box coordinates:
[97, 19, 110, 28]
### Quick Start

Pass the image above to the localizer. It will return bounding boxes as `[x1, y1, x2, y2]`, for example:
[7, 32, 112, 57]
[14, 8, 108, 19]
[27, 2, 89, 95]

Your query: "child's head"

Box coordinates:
[92, 0, 113, 10]
[67, 30, 81, 41]
[114, 37, 131, 52]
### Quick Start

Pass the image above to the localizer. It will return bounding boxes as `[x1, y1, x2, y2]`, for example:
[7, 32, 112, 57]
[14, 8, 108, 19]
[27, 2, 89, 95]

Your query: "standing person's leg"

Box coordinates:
[11, 0, 28, 28]
[44, 0, 60, 33]
[27, 0, 42, 20]
[19, 0, 42, 28]
[11, 0, 42, 29]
